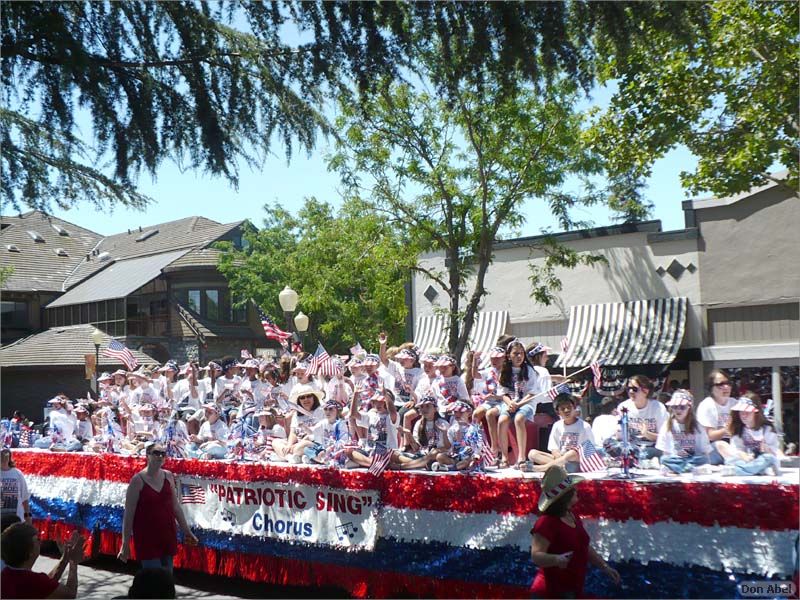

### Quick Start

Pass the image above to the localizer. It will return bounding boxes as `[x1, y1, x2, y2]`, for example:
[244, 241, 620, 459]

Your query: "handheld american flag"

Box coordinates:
[547, 382, 571, 400]
[102, 339, 138, 370]
[578, 439, 606, 472]
[258, 309, 292, 342]
[560, 337, 569, 354]
[241, 348, 252, 359]
[368, 446, 392, 477]
[591, 359, 605, 389]
[308, 343, 338, 377]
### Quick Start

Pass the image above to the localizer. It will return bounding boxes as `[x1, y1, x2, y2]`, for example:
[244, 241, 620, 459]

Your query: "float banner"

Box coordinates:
[178, 477, 379, 550]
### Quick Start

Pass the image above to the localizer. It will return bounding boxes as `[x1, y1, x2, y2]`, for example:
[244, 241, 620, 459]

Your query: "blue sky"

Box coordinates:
[50, 126, 698, 237]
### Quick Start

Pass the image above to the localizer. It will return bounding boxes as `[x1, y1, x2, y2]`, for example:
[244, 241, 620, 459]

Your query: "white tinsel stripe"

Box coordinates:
[26, 475, 127, 508]
[380, 507, 796, 577]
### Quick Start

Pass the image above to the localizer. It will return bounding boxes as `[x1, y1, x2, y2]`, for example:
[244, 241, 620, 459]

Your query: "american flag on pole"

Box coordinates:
[480, 439, 495, 467]
[180, 483, 206, 504]
[560, 337, 569, 355]
[258, 309, 292, 342]
[578, 439, 606, 472]
[368, 445, 392, 477]
[547, 382, 571, 400]
[102, 339, 138, 370]
[591, 359, 605, 389]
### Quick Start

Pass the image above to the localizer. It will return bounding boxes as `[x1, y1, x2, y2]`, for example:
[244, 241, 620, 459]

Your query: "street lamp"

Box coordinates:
[294, 311, 309, 348]
[278, 286, 298, 332]
[91, 327, 104, 395]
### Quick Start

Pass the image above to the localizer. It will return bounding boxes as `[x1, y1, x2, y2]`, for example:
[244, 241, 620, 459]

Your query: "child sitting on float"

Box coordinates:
[347, 388, 400, 469]
[305, 399, 350, 466]
[394, 394, 450, 471]
[431, 398, 481, 472]
[655, 389, 712, 475]
[271, 384, 324, 464]
[528, 394, 594, 473]
[715, 392, 782, 477]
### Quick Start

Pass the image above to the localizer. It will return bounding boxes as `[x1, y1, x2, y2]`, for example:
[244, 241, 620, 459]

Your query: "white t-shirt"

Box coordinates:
[531, 365, 553, 408]
[548, 418, 593, 454]
[498, 365, 537, 400]
[356, 409, 399, 450]
[289, 408, 325, 440]
[447, 420, 470, 448]
[618, 399, 668, 447]
[433, 375, 470, 414]
[1, 468, 30, 521]
[311, 418, 349, 447]
[256, 424, 287, 445]
[75, 418, 94, 440]
[240, 378, 272, 410]
[384, 361, 422, 405]
[696, 396, 736, 431]
[591, 414, 619, 445]
[656, 420, 711, 457]
[49, 410, 76, 441]
[214, 376, 242, 404]
[732, 425, 779, 456]
[129, 385, 158, 408]
[174, 379, 207, 410]
[412, 417, 449, 450]
[198, 418, 229, 442]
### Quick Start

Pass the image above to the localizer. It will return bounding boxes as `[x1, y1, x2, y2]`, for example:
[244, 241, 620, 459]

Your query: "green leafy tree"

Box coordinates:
[216, 198, 413, 353]
[2, 1, 703, 213]
[589, 0, 798, 196]
[331, 79, 609, 361]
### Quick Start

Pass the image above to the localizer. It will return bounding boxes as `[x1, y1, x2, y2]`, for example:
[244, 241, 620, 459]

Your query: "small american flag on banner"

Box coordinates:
[180, 483, 206, 504]
[591, 359, 605, 388]
[102, 339, 138, 371]
[258, 309, 292, 342]
[368, 446, 392, 477]
[560, 337, 569, 354]
[547, 382, 571, 400]
[241, 349, 252, 359]
[19, 429, 31, 448]
[578, 439, 606, 472]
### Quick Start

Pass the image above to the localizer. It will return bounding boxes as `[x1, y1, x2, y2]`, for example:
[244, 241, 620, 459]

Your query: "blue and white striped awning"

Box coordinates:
[413, 311, 509, 368]
[553, 297, 688, 368]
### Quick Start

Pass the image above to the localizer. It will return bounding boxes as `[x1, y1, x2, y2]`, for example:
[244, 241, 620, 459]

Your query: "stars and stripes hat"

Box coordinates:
[538, 464, 584, 512]
[207, 362, 222, 372]
[394, 349, 416, 361]
[111, 369, 128, 377]
[97, 372, 113, 382]
[415, 394, 437, 407]
[527, 343, 551, 357]
[241, 359, 260, 370]
[220, 358, 237, 372]
[420, 353, 437, 363]
[447, 399, 474, 413]
[488, 346, 506, 358]
[158, 360, 179, 373]
[363, 354, 381, 366]
[731, 397, 759, 413]
[434, 355, 457, 368]
[666, 389, 694, 406]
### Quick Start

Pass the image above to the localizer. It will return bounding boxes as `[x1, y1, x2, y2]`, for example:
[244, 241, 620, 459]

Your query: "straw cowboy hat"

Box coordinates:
[288, 383, 324, 405]
[538, 465, 584, 512]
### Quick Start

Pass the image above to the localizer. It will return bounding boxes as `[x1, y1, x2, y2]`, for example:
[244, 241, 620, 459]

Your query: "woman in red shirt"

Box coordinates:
[117, 442, 198, 571]
[530, 465, 621, 598]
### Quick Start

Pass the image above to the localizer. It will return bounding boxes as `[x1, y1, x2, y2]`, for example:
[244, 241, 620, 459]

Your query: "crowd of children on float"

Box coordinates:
[1, 336, 783, 477]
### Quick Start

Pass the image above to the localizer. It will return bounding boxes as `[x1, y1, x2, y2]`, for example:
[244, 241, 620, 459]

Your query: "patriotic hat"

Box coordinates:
[112, 369, 128, 377]
[434, 355, 456, 368]
[415, 394, 437, 408]
[139, 403, 155, 412]
[731, 397, 759, 413]
[527, 343, 551, 357]
[47, 397, 65, 405]
[394, 349, 416, 361]
[74, 404, 89, 414]
[363, 354, 381, 366]
[202, 403, 220, 413]
[97, 372, 113, 382]
[208, 362, 222, 372]
[292, 360, 310, 372]
[447, 399, 474, 413]
[254, 407, 279, 418]
[158, 360, 179, 373]
[538, 464, 584, 512]
[242, 359, 260, 370]
[220, 358, 237, 372]
[420, 353, 437, 364]
[666, 389, 694, 407]
[347, 354, 365, 367]
[129, 368, 153, 381]
[488, 346, 506, 358]
[323, 398, 341, 410]
[289, 383, 324, 405]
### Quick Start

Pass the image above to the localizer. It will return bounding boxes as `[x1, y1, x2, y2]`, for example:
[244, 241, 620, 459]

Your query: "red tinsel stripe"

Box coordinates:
[49, 527, 528, 599]
[18, 451, 798, 530]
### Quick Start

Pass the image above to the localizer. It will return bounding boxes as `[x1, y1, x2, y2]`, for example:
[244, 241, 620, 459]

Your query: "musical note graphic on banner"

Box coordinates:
[221, 508, 237, 525]
[335, 522, 358, 541]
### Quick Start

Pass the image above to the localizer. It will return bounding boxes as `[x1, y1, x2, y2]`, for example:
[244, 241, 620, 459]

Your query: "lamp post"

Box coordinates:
[294, 311, 309, 350]
[91, 327, 104, 395]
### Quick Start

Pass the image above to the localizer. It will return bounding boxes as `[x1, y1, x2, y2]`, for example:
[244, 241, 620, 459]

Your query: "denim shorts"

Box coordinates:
[499, 402, 536, 421]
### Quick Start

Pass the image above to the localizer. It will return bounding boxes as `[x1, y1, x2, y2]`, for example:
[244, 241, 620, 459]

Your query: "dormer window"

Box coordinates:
[6, 244, 20, 252]
[98, 251, 112, 262]
[54, 248, 69, 257]
[52, 224, 70, 236]
[26, 230, 44, 242]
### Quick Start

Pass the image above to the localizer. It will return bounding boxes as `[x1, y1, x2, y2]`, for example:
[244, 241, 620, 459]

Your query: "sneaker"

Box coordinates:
[517, 461, 535, 472]
[301, 455, 313, 465]
[691, 465, 713, 476]
[430, 461, 444, 472]
[344, 459, 359, 469]
[289, 454, 302, 464]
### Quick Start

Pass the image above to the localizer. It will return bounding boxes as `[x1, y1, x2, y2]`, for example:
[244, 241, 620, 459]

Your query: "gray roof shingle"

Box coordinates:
[0, 212, 102, 292]
[0, 324, 158, 368]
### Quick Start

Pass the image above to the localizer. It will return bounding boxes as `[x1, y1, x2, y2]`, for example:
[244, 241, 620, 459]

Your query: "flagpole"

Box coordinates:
[531, 362, 597, 402]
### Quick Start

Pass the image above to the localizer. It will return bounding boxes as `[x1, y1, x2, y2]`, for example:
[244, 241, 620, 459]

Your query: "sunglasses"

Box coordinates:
[323, 406, 338, 412]
[670, 405, 689, 411]
[627, 386, 641, 394]
[149, 450, 166, 458]
[713, 381, 731, 387]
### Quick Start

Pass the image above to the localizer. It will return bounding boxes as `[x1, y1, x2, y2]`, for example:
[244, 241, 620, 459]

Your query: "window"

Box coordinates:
[230, 294, 248, 323]
[1, 301, 28, 327]
[206, 290, 219, 321]
[187, 290, 201, 313]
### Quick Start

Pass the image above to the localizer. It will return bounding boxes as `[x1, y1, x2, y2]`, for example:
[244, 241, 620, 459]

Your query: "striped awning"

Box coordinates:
[554, 297, 688, 368]
[413, 311, 509, 368]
